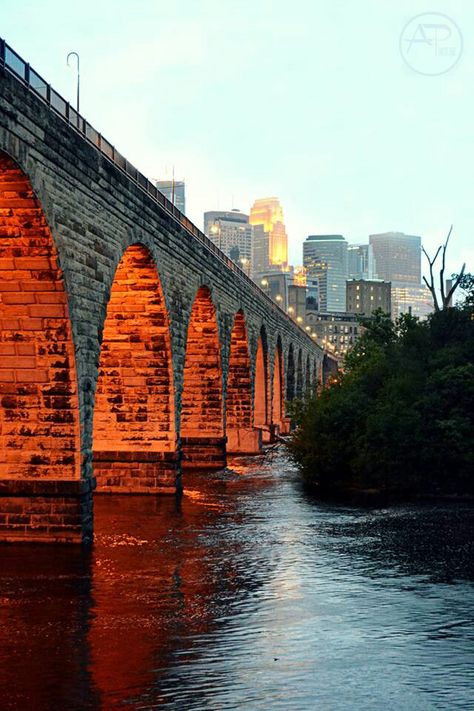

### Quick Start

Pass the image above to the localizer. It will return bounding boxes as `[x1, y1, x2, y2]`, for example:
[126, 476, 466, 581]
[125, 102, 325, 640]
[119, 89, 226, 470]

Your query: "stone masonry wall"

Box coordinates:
[0, 67, 324, 541]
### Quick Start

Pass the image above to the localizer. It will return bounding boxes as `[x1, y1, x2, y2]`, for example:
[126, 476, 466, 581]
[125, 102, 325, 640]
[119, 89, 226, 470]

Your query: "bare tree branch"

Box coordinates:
[422, 245, 442, 311]
[423, 275, 440, 312]
[439, 225, 453, 306]
[445, 263, 466, 307]
[422, 228, 465, 310]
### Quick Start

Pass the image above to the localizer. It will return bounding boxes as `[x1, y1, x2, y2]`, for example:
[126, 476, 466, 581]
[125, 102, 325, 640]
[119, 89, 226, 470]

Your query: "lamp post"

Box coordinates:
[67, 51, 80, 112]
[210, 219, 221, 249]
[239, 257, 250, 276]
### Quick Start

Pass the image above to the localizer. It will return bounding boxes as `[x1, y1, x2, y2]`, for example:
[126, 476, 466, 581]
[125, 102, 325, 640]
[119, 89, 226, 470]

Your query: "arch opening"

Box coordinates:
[226, 311, 261, 454]
[272, 336, 288, 434]
[305, 354, 312, 398]
[286, 344, 296, 402]
[296, 348, 304, 399]
[0, 152, 87, 542]
[93, 244, 177, 492]
[181, 286, 225, 469]
[253, 326, 271, 442]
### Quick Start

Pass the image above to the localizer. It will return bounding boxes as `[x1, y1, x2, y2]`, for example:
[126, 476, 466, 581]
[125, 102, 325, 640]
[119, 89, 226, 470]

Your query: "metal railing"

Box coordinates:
[0, 38, 321, 350]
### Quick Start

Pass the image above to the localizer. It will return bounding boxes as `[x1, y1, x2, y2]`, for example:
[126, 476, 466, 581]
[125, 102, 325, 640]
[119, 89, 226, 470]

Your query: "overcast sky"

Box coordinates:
[2, 0, 472, 277]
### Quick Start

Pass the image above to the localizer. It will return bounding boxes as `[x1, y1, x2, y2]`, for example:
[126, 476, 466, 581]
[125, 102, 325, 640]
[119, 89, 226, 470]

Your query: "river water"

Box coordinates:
[0, 449, 473, 710]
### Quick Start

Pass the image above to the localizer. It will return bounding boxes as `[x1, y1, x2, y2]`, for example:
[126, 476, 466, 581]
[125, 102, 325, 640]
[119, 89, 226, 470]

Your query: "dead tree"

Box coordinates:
[422, 226, 466, 311]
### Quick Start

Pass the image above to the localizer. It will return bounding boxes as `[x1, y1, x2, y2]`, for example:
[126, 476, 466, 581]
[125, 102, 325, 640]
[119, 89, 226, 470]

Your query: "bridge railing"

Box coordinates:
[0, 38, 321, 350]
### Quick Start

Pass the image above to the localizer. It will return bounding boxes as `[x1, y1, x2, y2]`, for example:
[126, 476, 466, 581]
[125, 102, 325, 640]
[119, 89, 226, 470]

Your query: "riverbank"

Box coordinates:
[301, 477, 474, 507]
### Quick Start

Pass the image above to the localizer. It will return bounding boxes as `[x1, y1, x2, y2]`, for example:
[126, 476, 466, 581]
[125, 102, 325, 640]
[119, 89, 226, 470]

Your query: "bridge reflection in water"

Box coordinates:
[0, 452, 473, 710]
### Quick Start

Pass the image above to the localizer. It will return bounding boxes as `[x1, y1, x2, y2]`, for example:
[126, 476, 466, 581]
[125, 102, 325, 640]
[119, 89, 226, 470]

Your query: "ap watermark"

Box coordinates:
[400, 13, 463, 75]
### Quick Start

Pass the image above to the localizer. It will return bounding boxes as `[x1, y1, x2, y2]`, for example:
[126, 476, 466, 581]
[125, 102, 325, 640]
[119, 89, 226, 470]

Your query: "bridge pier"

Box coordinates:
[181, 437, 227, 470]
[93, 451, 179, 493]
[0, 478, 94, 544]
[226, 427, 262, 455]
[279, 417, 292, 435]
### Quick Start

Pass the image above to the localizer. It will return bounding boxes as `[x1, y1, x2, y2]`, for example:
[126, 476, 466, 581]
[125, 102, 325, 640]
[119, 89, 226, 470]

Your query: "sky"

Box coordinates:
[2, 0, 473, 278]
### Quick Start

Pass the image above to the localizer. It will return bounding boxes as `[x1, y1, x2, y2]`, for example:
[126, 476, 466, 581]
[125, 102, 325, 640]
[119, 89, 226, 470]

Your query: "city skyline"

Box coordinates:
[2, 0, 471, 280]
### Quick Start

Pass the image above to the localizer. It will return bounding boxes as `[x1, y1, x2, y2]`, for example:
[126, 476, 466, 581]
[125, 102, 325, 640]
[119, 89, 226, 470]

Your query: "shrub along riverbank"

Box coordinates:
[288, 283, 474, 502]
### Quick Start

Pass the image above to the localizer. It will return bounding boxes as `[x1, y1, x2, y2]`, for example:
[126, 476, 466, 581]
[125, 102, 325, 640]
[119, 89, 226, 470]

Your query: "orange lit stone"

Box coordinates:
[272, 338, 284, 428]
[0, 154, 80, 481]
[226, 311, 262, 454]
[254, 329, 269, 427]
[93, 245, 176, 491]
[181, 286, 225, 469]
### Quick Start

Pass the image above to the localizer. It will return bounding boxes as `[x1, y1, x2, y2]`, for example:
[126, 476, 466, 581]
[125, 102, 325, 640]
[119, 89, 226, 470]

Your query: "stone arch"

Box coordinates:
[181, 285, 225, 468]
[313, 357, 319, 393]
[92, 244, 177, 491]
[286, 343, 296, 401]
[254, 325, 269, 430]
[0, 152, 81, 482]
[226, 310, 260, 454]
[296, 348, 304, 398]
[272, 335, 285, 428]
[305, 354, 311, 397]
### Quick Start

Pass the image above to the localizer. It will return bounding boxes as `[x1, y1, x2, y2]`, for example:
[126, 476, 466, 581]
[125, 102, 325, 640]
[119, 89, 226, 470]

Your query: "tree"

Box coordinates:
[422, 226, 465, 310]
[288, 298, 474, 499]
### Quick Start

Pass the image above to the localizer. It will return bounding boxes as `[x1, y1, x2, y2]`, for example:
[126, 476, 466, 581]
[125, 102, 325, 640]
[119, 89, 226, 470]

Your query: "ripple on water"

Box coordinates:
[0, 450, 473, 710]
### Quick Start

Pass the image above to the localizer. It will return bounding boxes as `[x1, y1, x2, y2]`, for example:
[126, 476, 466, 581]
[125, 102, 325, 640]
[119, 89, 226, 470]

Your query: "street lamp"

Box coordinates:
[239, 257, 250, 276]
[210, 219, 221, 249]
[67, 51, 80, 112]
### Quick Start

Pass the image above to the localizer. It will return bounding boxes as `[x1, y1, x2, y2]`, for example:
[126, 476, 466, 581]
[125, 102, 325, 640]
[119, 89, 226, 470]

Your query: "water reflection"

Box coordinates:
[0, 451, 473, 710]
[0, 546, 97, 710]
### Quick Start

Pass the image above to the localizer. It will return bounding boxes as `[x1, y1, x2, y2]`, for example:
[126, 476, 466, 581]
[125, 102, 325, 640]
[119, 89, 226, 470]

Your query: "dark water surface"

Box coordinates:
[1, 450, 473, 710]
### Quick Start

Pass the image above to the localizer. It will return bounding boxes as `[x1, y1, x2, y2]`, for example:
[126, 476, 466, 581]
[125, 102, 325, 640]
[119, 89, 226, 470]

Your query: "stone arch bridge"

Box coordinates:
[0, 41, 327, 543]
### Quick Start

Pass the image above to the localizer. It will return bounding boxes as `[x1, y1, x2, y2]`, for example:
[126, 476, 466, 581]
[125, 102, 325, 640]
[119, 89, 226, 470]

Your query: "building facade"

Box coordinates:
[288, 284, 307, 326]
[346, 279, 391, 316]
[390, 285, 434, 320]
[347, 243, 373, 280]
[303, 235, 348, 312]
[369, 232, 421, 284]
[368, 232, 433, 319]
[305, 310, 360, 361]
[250, 197, 288, 277]
[204, 209, 253, 271]
[156, 180, 186, 213]
[259, 271, 291, 310]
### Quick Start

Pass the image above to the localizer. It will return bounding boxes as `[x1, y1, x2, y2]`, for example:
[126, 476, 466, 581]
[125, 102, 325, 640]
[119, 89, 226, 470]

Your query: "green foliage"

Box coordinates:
[288, 298, 474, 499]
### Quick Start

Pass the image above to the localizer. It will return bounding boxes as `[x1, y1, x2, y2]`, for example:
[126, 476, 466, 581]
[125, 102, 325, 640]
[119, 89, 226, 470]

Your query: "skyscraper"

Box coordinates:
[369, 232, 421, 284]
[369, 232, 433, 319]
[303, 235, 348, 312]
[249, 197, 288, 277]
[156, 180, 186, 214]
[347, 244, 374, 280]
[204, 209, 253, 271]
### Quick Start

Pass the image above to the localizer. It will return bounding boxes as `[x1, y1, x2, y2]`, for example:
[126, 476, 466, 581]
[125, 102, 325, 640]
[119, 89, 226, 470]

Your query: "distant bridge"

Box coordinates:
[0, 40, 330, 544]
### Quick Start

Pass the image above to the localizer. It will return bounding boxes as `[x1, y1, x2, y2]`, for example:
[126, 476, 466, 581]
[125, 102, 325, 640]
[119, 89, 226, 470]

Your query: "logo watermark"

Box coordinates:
[400, 13, 463, 76]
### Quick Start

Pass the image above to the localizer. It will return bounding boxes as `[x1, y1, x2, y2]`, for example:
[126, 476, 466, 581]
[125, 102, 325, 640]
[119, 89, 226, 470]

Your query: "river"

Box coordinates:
[1, 449, 473, 710]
